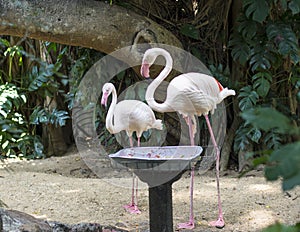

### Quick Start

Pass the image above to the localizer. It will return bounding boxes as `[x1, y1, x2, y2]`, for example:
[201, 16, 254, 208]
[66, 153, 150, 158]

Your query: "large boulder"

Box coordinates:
[0, 208, 128, 232]
[0, 208, 52, 232]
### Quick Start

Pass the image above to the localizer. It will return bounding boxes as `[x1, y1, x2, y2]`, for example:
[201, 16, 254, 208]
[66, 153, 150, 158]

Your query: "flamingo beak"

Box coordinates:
[101, 91, 108, 107]
[140, 62, 150, 78]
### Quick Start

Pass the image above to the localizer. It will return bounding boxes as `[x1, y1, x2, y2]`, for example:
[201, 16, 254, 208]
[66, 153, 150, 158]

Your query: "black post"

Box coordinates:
[149, 181, 173, 232]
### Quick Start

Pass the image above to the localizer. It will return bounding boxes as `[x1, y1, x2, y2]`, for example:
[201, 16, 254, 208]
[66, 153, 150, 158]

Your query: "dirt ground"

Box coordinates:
[0, 146, 299, 232]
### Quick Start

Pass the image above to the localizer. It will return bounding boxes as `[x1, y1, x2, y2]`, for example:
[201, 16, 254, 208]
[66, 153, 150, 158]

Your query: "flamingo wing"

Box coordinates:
[165, 73, 219, 116]
[114, 100, 156, 136]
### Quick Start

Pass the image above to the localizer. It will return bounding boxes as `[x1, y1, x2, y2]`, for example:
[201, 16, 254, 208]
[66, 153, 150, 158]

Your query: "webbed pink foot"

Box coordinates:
[209, 217, 225, 228]
[177, 221, 195, 230]
[123, 204, 141, 214]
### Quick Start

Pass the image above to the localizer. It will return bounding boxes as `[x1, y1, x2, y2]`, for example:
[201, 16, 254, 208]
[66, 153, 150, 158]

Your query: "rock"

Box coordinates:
[0, 208, 52, 232]
[0, 208, 129, 232]
[49, 221, 129, 231]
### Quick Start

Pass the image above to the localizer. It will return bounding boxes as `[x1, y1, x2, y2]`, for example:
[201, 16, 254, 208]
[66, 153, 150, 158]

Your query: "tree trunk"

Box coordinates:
[220, 100, 241, 171]
[43, 95, 68, 157]
[221, 0, 244, 170]
[0, 0, 182, 59]
[40, 42, 69, 156]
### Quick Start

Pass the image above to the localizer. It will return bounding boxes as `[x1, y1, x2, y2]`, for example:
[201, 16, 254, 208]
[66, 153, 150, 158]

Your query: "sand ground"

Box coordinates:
[0, 147, 299, 232]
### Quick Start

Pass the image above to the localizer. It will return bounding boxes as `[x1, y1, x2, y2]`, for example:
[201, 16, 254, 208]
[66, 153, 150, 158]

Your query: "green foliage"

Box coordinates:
[0, 39, 75, 158]
[209, 64, 233, 87]
[234, 124, 263, 151]
[230, 11, 300, 231]
[228, 33, 251, 65]
[241, 107, 294, 134]
[3, 43, 24, 82]
[262, 221, 300, 232]
[289, 0, 300, 14]
[230, 0, 300, 154]
[238, 86, 259, 111]
[0, 83, 26, 116]
[30, 106, 69, 127]
[265, 141, 300, 190]
[0, 83, 43, 158]
[252, 71, 272, 97]
[249, 42, 276, 71]
[241, 107, 300, 191]
[263, 130, 282, 149]
[243, 0, 269, 23]
[27, 64, 67, 95]
[266, 23, 300, 63]
[180, 24, 200, 40]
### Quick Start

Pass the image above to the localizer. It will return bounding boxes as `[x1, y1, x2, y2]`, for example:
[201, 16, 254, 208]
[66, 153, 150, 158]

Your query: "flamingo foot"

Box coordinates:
[177, 221, 195, 230]
[209, 217, 225, 229]
[123, 204, 141, 214]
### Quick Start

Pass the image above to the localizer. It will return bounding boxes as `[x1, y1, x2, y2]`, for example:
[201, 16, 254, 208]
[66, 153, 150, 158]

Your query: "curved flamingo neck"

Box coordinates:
[106, 86, 118, 133]
[145, 49, 173, 112]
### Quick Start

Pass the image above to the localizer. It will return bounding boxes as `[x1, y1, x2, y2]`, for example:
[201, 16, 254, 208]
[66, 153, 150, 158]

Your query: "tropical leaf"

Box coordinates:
[180, 24, 200, 40]
[0, 38, 10, 47]
[229, 33, 250, 65]
[240, 107, 294, 134]
[234, 124, 263, 151]
[30, 106, 69, 127]
[208, 64, 231, 87]
[0, 83, 26, 116]
[30, 106, 48, 124]
[252, 71, 272, 97]
[243, 0, 269, 23]
[247, 127, 262, 143]
[279, 0, 288, 11]
[28, 66, 50, 92]
[263, 130, 282, 149]
[249, 43, 276, 71]
[265, 141, 300, 190]
[238, 15, 258, 39]
[49, 109, 69, 127]
[289, 0, 300, 14]
[238, 86, 259, 110]
[262, 222, 300, 232]
[234, 125, 251, 152]
[266, 23, 300, 63]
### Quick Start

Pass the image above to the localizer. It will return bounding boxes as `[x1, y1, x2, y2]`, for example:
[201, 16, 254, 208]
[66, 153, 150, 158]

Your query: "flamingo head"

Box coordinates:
[141, 48, 172, 79]
[140, 61, 150, 78]
[141, 49, 158, 78]
[101, 83, 114, 107]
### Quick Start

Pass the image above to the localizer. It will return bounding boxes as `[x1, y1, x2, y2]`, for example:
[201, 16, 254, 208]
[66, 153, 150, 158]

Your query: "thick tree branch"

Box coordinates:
[0, 0, 182, 56]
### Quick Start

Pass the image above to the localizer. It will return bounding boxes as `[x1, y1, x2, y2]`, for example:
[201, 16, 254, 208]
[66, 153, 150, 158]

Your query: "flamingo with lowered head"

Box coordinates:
[140, 48, 235, 229]
[101, 82, 163, 214]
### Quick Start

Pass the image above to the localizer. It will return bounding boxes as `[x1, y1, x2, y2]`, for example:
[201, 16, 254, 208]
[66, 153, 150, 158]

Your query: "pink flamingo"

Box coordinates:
[101, 82, 163, 214]
[140, 48, 235, 229]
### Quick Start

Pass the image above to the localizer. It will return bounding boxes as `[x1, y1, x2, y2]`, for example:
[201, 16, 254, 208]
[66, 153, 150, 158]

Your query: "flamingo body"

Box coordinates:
[101, 83, 163, 144]
[101, 82, 163, 214]
[141, 48, 235, 229]
[109, 99, 162, 139]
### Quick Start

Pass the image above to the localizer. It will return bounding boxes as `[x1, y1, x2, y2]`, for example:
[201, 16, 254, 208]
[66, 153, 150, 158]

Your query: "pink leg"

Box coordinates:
[123, 136, 141, 214]
[177, 116, 195, 229]
[129, 136, 133, 147]
[124, 174, 141, 214]
[137, 136, 141, 147]
[205, 114, 225, 228]
[133, 175, 141, 214]
[123, 172, 135, 210]
[132, 137, 141, 213]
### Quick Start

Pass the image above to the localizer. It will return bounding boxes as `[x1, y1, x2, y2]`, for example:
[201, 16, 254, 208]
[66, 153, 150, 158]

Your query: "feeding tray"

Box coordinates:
[109, 146, 202, 171]
[109, 146, 203, 232]
[109, 146, 202, 187]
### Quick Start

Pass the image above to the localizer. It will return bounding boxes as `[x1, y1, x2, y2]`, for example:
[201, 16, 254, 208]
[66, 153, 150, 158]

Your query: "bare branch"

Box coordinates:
[0, 0, 182, 57]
